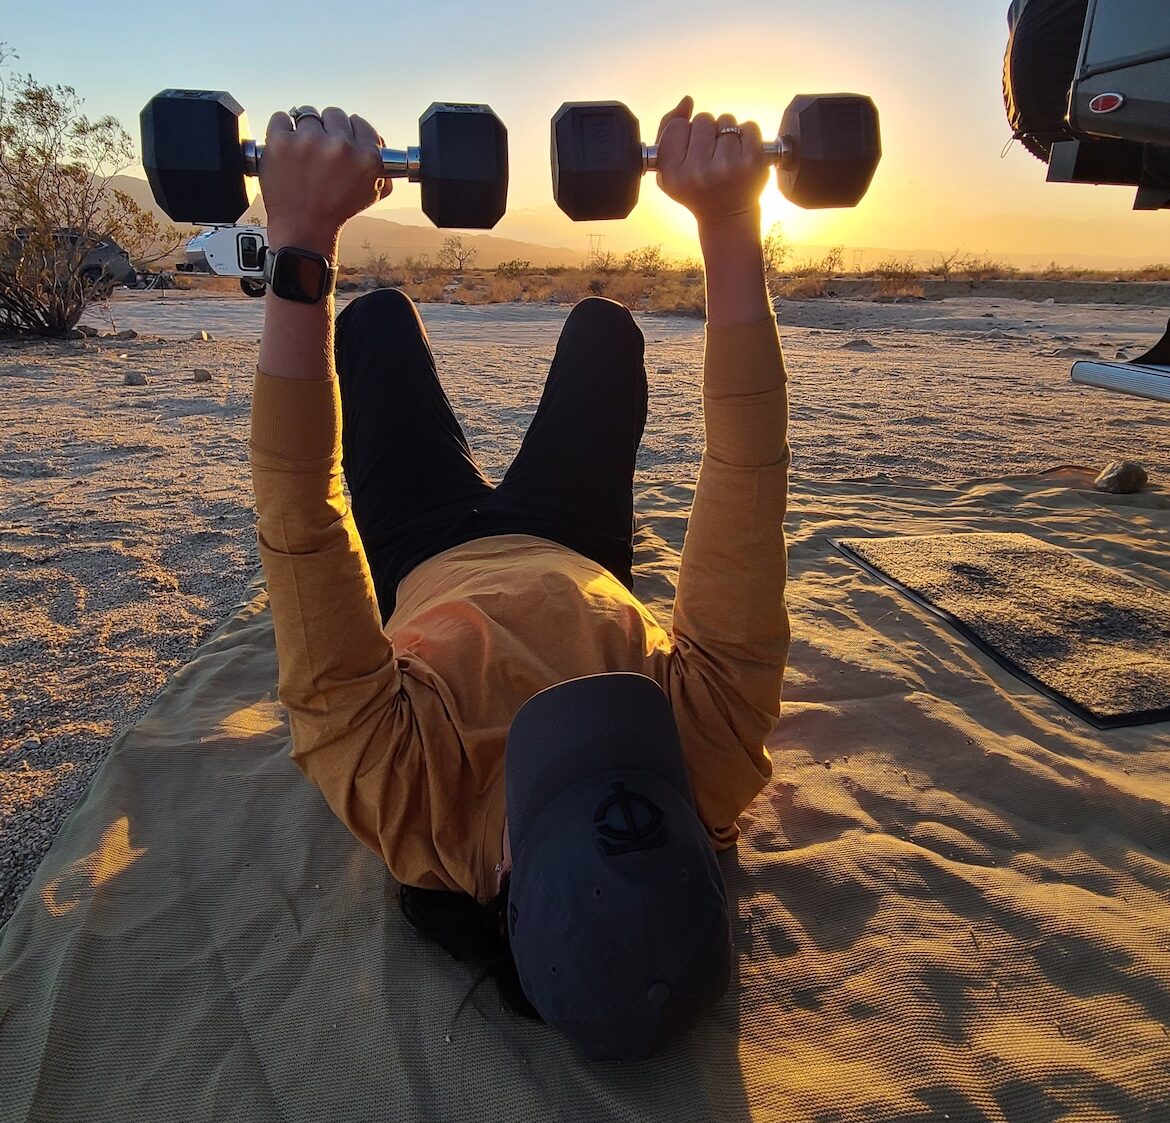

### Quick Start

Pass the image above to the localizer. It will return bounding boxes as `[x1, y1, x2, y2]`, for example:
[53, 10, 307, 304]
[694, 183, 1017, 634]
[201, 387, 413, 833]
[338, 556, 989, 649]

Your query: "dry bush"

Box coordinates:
[0, 55, 184, 334]
[600, 273, 647, 308]
[646, 277, 704, 315]
[873, 280, 926, 301]
[486, 276, 523, 301]
[496, 259, 531, 277]
[402, 276, 446, 302]
[870, 256, 921, 280]
[546, 284, 584, 304]
[789, 246, 845, 278]
[959, 255, 1017, 282]
[774, 277, 828, 300]
[1133, 263, 1170, 281]
[170, 273, 244, 294]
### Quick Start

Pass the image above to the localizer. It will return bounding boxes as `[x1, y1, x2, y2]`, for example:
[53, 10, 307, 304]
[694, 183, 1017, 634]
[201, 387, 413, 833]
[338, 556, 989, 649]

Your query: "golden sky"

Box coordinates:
[7, 0, 1168, 267]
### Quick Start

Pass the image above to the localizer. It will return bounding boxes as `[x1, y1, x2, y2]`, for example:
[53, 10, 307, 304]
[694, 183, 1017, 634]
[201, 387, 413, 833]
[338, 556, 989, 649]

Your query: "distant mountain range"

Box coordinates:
[112, 175, 584, 268]
[115, 174, 1168, 274]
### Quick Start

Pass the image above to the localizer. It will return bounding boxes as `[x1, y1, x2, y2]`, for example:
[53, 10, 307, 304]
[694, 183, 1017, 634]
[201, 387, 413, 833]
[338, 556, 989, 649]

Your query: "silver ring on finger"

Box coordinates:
[289, 105, 324, 126]
[718, 125, 742, 137]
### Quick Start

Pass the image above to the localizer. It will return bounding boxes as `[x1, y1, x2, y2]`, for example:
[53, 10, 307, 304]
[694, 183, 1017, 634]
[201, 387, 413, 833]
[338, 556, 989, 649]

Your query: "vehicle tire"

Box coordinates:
[81, 266, 115, 300]
[240, 277, 266, 298]
[1003, 0, 1092, 162]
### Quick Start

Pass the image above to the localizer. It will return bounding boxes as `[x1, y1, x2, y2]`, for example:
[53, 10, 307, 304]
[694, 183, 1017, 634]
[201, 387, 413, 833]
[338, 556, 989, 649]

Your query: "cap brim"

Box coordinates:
[505, 673, 694, 849]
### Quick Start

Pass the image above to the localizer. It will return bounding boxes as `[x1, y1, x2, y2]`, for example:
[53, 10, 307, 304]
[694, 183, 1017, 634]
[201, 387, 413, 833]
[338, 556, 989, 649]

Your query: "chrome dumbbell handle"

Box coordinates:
[640, 137, 791, 173]
[240, 141, 424, 181]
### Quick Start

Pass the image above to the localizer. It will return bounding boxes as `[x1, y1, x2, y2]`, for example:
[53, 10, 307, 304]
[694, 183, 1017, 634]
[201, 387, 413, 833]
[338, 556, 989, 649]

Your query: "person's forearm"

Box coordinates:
[257, 225, 341, 382]
[697, 208, 771, 329]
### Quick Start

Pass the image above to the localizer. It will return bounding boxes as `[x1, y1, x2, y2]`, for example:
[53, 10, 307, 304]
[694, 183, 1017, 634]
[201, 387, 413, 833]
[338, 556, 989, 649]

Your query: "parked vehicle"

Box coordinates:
[178, 225, 267, 297]
[2, 228, 138, 294]
[1005, 0, 1170, 209]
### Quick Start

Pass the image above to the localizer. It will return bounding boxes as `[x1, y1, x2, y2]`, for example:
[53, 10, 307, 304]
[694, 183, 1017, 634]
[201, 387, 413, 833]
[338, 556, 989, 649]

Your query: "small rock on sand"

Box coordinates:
[1094, 460, 1148, 494]
[842, 338, 877, 352]
[114, 329, 138, 340]
[189, 330, 215, 342]
[192, 369, 213, 383]
[124, 371, 148, 386]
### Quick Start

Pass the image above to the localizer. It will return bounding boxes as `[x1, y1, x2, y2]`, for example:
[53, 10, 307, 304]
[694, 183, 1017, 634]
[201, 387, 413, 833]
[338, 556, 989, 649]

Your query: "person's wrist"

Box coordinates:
[265, 222, 341, 261]
[696, 206, 763, 245]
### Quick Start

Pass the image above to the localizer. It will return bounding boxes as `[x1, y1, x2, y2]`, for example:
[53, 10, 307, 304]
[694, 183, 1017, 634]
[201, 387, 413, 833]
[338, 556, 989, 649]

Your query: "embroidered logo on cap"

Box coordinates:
[594, 781, 667, 856]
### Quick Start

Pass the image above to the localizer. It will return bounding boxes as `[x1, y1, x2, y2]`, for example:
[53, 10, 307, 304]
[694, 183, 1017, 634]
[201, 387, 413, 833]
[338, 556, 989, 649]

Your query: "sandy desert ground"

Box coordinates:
[2, 291, 1169, 925]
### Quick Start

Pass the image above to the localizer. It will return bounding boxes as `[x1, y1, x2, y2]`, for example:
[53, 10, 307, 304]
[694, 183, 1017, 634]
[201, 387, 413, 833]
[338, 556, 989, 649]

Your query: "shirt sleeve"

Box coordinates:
[666, 316, 791, 841]
[248, 367, 453, 888]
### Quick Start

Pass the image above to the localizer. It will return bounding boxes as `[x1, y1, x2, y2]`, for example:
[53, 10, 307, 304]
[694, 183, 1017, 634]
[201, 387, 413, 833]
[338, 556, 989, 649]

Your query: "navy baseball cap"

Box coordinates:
[504, 673, 732, 1061]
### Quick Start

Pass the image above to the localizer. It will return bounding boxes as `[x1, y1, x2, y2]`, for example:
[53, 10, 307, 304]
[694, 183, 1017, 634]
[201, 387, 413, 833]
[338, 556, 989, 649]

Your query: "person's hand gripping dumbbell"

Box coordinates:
[140, 90, 509, 229]
[551, 93, 881, 220]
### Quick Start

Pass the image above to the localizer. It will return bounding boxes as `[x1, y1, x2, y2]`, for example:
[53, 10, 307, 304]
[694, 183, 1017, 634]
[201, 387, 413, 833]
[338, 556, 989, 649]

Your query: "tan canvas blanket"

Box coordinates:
[2, 469, 1168, 1122]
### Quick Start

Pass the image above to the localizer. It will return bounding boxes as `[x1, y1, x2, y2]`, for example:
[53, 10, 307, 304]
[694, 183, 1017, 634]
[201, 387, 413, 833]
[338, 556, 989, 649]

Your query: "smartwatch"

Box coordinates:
[262, 245, 338, 304]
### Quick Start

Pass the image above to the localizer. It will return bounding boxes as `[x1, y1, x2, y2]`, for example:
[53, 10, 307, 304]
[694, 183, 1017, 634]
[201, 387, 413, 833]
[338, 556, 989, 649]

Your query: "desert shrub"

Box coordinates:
[0, 52, 184, 334]
[602, 273, 648, 308]
[775, 277, 828, 300]
[959, 254, 1017, 281]
[486, 276, 523, 301]
[400, 254, 433, 275]
[363, 252, 405, 288]
[761, 222, 790, 276]
[646, 278, 704, 315]
[870, 256, 920, 280]
[546, 284, 585, 303]
[436, 235, 477, 271]
[1134, 263, 1170, 281]
[585, 248, 619, 273]
[496, 259, 531, 277]
[403, 276, 446, 302]
[587, 277, 606, 295]
[621, 245, 669, 275]
[874, 280, 926, 301]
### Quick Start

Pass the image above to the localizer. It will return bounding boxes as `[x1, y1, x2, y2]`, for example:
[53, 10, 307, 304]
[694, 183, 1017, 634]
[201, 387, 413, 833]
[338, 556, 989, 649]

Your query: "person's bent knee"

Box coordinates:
[565, 296, 643, 347]
[337, 286, 419, 332]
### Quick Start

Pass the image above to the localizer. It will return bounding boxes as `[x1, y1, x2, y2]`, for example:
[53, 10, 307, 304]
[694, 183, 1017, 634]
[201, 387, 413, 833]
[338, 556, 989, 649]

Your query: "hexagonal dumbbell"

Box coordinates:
[551, 95, 881, 220]
[140, 90, 509, 229]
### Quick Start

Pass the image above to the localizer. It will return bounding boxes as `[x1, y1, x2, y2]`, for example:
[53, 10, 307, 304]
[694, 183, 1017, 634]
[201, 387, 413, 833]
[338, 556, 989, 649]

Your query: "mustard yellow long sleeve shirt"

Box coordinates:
[249, 314, 790, 901]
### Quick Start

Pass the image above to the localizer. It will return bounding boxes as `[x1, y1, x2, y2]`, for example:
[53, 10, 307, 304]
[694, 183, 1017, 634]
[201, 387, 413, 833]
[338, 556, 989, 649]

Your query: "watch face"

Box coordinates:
[271, 249, 327, 303]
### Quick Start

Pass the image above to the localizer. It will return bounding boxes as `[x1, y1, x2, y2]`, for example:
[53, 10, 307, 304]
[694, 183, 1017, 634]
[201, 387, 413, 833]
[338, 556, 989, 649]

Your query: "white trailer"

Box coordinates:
[176, 225, 268, 297]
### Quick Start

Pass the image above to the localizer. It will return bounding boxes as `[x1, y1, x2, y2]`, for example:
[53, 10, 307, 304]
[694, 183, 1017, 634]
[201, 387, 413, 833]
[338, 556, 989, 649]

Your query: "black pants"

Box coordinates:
[335, 289, 648, 624]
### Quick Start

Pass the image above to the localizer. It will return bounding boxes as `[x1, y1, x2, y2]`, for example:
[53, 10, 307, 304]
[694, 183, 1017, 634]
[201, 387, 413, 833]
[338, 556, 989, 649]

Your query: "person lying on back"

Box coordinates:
[249, 94, 790, 1059]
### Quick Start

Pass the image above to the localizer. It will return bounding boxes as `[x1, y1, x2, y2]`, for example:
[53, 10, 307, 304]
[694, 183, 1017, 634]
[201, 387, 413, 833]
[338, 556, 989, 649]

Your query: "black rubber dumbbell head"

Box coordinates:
[551, 102, 643, 221]
[778, 95, 881, 209]
[141, 90, 255, 224]
[418, 103, 509, 229]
